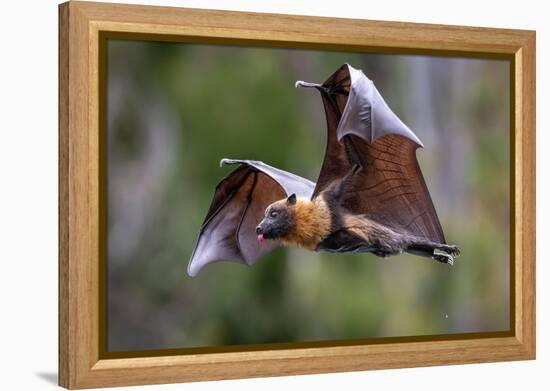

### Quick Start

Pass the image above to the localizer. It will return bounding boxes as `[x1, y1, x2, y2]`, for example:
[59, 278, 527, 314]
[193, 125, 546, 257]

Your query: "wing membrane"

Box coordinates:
[298, 64, 445, 243]
[342, 134, 445, 242]
[188, 160, 315, 276]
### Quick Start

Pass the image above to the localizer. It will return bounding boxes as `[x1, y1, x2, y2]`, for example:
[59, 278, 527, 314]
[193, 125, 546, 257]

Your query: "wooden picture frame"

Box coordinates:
[58, 1, 536, 389]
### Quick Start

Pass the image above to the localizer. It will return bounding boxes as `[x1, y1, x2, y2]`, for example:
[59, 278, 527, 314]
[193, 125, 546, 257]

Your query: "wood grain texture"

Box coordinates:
[515, 34, 536, 355]
[58, 1, 536, 388]
[58, 3, 70, 387]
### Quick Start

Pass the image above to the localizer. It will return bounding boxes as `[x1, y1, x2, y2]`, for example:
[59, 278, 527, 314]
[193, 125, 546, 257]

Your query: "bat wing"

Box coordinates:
[187, 159, 315, 276]
[297, 64, 445, 243]
[340, 134, 446, 243]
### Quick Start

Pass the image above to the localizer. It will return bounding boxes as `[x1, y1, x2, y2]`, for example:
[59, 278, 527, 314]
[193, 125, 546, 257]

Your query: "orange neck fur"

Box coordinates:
[282, 197, 331, 249]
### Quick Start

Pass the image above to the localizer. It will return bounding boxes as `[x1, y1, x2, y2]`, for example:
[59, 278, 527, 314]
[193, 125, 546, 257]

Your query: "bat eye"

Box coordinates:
[270, 211, 278, 218]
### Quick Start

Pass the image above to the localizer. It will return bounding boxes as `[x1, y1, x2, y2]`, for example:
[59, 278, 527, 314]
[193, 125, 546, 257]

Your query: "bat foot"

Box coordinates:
[440, 244, 460, 257]
[450, 245, 461, 257]
[432, 249, 454, 265]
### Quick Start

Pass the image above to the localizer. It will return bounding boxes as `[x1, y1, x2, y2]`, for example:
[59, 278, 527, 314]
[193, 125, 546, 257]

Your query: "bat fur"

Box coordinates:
[257, 186, 460, 264]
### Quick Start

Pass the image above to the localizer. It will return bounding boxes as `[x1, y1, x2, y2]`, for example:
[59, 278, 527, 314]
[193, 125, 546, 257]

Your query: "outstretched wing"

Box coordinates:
[187, 159, 315, 276]
[341, 134, 446, 243]
[297, 63, 445, 243]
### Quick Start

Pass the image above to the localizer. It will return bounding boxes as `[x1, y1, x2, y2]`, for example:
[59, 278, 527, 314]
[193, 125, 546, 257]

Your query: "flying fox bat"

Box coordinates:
[187, 63, 460, 277]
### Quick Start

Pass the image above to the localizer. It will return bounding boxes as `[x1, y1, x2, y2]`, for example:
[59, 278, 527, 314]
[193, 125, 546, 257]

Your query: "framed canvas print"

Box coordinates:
[58, 1, 536, 389]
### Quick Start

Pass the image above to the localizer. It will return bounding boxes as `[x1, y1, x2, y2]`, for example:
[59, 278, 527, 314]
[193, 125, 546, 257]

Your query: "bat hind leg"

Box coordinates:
[371, 248, 404, 258]
[406, 240, 460, 265]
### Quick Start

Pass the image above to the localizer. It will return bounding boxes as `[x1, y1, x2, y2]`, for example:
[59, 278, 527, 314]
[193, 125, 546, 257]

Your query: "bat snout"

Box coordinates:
[256, 225, 266, 243]
[256, 221, 275, 240]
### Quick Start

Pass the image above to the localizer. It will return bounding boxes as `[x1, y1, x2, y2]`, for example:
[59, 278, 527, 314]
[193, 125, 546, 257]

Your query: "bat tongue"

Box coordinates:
[257, 234, 265, 243]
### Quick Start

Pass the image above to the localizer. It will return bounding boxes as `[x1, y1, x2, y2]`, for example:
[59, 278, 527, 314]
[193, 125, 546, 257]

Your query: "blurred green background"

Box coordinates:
[106, 40, 510, 352]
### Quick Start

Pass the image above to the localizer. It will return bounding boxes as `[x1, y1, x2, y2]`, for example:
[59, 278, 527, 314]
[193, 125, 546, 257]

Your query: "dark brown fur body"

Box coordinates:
[261, 185, 459, 263]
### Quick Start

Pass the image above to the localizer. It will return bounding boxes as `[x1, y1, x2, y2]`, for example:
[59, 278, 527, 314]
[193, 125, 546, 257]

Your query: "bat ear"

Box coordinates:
[286, 193, 297, 205]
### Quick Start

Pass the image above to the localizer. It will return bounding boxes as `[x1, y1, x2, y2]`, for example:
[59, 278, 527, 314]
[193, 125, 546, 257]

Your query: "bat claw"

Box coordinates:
[449, 245, 461, 257]
[440, 244, 460, 257]
[295, 80, 327, 91]
[433, 249, 454, 265]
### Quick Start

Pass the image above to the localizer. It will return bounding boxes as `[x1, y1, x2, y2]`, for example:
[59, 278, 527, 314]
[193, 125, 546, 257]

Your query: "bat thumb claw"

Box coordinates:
[219, 158, 233, 167]
[295, 80, 322, 89]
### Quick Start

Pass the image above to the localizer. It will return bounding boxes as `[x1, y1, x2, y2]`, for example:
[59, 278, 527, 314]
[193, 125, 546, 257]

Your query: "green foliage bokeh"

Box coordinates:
[106, 41, 510, 352]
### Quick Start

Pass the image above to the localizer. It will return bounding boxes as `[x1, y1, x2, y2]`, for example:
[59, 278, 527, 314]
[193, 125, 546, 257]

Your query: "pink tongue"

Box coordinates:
[257, 234, 265, 243]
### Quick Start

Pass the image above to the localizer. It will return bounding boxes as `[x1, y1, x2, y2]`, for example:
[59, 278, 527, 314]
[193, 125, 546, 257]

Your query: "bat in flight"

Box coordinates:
[187, 63, 460, 277]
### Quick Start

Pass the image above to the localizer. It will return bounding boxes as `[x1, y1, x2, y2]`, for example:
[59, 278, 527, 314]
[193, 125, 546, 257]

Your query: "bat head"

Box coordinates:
[256, 194, 297, 241]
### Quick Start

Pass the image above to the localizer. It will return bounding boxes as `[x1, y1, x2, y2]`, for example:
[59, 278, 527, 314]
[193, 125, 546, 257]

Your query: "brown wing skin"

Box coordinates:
[341, 134, 446, 243]
[187, 160, 315, 276]
[302, 64, 353, 199]
[298, 63, 445, 244]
